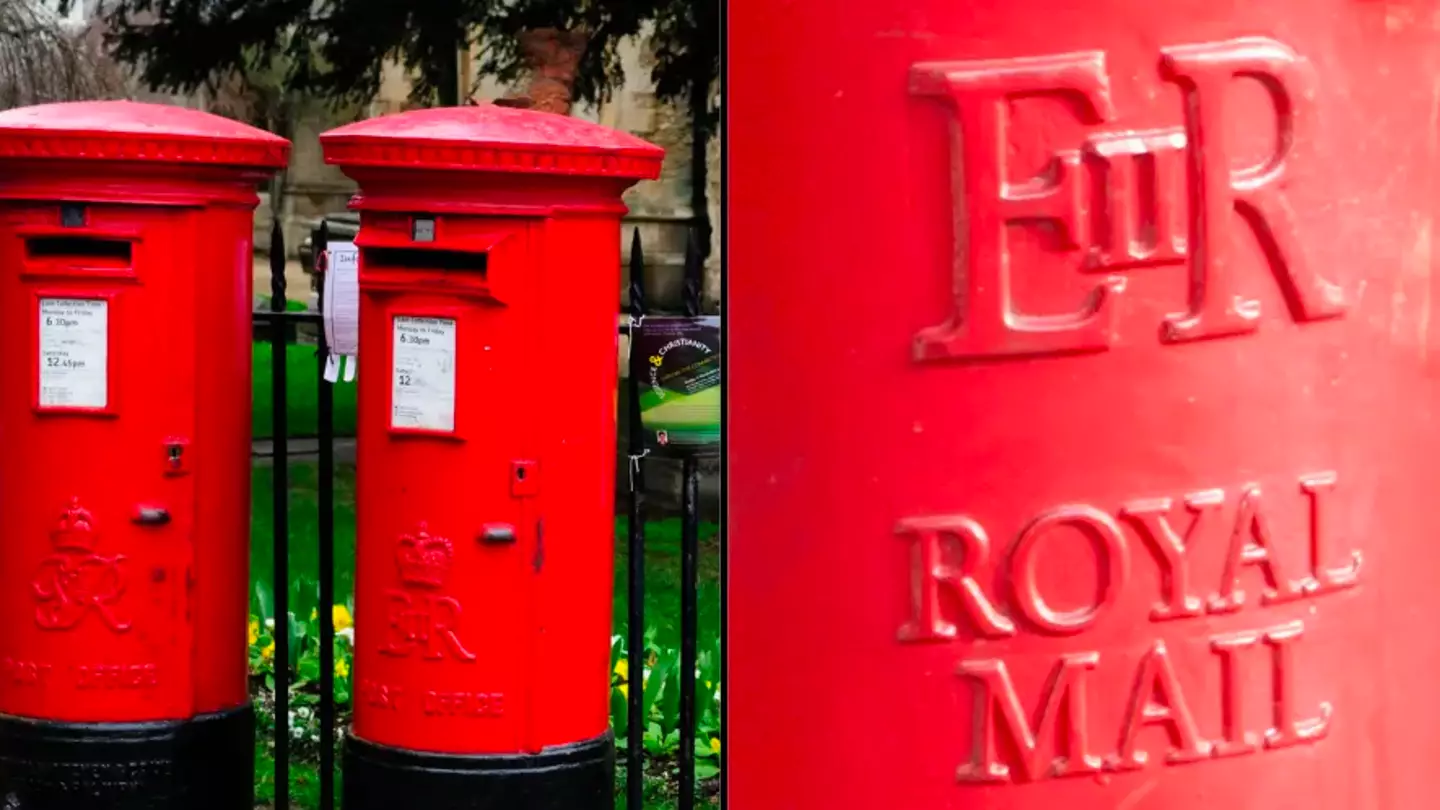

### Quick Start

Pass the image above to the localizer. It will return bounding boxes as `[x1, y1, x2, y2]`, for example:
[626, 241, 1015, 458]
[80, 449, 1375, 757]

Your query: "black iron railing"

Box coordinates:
[251, 219, 339, 810]
[253, 217, 715, 810]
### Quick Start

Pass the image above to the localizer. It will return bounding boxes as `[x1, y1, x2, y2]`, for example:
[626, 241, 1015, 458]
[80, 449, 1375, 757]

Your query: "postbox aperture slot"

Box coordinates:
[356, 224, 516, 303]
[26, 236, 133, 267]
[362, 246, 487, 275]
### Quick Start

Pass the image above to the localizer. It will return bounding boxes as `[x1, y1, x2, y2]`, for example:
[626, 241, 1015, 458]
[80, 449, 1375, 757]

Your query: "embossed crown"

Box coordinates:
[51, 497, 97, 553]
[396, 523, 452, 589]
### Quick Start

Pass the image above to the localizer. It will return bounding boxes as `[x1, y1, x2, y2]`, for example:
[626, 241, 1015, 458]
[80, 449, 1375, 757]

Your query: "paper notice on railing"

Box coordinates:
[322, 241, 360, 383]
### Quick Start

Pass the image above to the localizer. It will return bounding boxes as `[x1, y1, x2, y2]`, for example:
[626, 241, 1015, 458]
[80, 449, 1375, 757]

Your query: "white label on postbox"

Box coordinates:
[38, 297, 108, 409]
[392, 315, 457, 432]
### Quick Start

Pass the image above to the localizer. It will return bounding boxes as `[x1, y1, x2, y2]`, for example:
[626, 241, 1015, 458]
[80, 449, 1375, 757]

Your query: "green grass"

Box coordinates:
[250, 461, 720, 648]
[252, 342, 358, 441]
[251, 461, 358, 616]
[614, 515, 721, 651]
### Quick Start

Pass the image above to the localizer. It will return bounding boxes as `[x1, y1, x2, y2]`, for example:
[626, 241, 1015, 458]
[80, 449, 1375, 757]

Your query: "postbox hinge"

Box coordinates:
[511, 460, 539, 498]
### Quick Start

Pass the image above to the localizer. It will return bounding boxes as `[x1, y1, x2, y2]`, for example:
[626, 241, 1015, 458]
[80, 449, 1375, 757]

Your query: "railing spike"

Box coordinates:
[629, 226, 646, 319]
[270, 217, 287, 313]
[683, 225, 703, 318]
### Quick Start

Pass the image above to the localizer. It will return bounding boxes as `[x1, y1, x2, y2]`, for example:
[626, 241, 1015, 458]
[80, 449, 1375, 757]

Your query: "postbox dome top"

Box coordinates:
[320, 104, 664, 180]
[0, 100, 290, 169]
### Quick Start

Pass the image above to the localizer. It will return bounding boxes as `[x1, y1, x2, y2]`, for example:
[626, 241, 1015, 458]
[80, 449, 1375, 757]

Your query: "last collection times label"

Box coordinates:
[38, 297, 108, 409]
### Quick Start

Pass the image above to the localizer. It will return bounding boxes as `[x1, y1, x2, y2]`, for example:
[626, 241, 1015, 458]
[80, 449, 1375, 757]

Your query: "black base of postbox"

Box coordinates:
[343, 729, 615, 810]
[0, 704, 253, 810]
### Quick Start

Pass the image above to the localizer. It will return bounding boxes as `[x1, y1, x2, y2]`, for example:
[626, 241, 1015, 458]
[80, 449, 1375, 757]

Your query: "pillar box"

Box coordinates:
[730, 2, 1440, 809]
[319, 105, 662, 810]
[0, 101, 288, 808]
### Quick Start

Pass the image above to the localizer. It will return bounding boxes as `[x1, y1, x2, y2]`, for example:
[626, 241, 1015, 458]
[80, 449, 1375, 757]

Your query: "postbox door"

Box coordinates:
[0, 204, 197, 723]
[354, 216, 540, 754]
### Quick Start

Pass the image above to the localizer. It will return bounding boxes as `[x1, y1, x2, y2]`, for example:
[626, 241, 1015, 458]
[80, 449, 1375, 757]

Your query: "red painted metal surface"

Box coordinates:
[729, 2, 1440, 808]
[0, 101, 288, 722]
[320, 106, 661, 755]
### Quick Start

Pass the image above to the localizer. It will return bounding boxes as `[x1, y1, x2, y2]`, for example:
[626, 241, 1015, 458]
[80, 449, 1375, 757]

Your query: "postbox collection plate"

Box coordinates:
[391, 314, 459, 433]
[37, 296, 109, 410]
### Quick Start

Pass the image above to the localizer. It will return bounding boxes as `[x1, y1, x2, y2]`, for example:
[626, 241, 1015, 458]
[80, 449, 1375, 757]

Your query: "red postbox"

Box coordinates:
[731, 2, 1440, 809]
[319, 105, 661, 810]
[0, 101, 288, 809]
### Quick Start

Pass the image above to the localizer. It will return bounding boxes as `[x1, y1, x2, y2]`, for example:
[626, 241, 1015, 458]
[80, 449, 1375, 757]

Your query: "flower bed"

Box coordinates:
[248, 599, 721, 809]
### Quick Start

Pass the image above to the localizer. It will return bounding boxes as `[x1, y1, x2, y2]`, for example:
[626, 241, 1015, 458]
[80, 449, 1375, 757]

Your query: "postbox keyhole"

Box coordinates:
[511, 460, 539, 498]
[164, 439, 189, 476]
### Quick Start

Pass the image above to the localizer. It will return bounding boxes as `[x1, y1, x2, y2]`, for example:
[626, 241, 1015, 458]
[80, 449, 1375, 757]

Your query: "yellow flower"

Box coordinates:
[261, 641, 275, 661]
[310, 608, 318, 620]
[613, 658, 629, 697]
[335, 658, 350, 679]
[709, 737, 721, 754]
[248, 619, 260, 646]
[333, 605, 354, 632]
